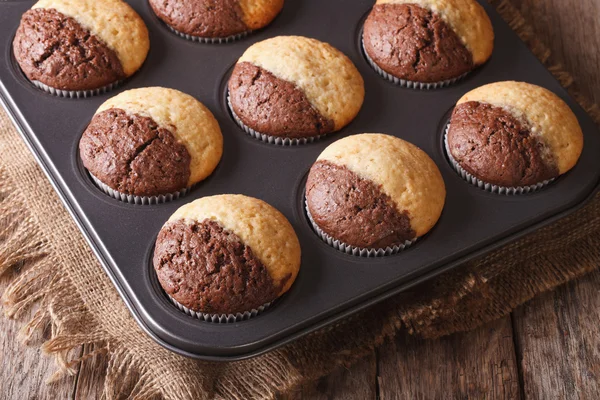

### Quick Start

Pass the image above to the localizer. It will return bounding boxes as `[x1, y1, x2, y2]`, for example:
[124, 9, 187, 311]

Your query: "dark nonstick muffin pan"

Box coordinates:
[1, 0, 599, 361]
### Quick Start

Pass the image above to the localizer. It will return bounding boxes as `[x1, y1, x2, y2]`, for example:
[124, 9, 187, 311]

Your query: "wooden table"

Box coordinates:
[2, 0, 599, 398]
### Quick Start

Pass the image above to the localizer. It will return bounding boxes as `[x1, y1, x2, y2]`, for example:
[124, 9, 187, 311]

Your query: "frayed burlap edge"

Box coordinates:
[1, 1, 600, 399]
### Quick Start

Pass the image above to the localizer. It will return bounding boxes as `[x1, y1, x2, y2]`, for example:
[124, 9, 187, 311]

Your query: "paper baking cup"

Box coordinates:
[227, 95, 323, 146]
[361, 39, 468, 89]
[305, 200, 416, 257]
[168, 295, 271, 323]
[31, 79, 122, 99]
[168, 26, 250, 44]
[443, 124, 554, 195]
[90, 173, 190, 205]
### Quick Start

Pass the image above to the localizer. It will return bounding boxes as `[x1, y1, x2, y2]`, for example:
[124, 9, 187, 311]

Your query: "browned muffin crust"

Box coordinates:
[154, 219, 289, 314]
[228, 62, 335, 138]
[149, 0, 248, 38]
[447, 101, 559, 187]
[79, 109, 191, 196]
[363, 3, 473, 83]
[13, 8, 125, 91]
[306, 160, 415, 249]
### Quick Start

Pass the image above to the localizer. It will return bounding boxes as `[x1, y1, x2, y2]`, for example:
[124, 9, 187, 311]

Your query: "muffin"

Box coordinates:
[13, 0, 149, 97]
[362, 0, 494, 88]
[305, 134, 446, 256]
[79, 87, 223, 204]
[153, 194, 301, 321]
[446, 81, 584, 194]
[228, 36, 365, 145]
[149, 0, 284, 43]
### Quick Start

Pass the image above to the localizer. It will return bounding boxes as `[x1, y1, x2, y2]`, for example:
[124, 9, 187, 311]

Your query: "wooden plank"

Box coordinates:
[510, 0, 600, 104]
[73, 344, 108, 400]
[0, 271, 80, 400]
[278, 353, 377, 400]
[377, 317, 520, 399]
[512, 270, 600, 399]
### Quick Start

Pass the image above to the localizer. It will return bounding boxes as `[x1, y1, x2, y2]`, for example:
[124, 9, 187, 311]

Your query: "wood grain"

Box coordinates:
[377, 317, 520, 399]
[510, 0, 600, 104]
[512, 270, 600, 399]
[278, 354, 377, 400]
[73, 344, 108, 400]
[0, 271, 81, 400]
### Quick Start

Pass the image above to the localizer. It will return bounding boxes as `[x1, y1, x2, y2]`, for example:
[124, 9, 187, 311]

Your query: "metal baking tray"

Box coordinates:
[1, 0, 599, 361]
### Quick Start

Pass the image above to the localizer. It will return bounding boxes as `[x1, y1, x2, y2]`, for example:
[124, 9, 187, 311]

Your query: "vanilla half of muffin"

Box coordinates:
[228, 36, 365, 140]
[446, 81, 584, 188]
[79, 87, 223, 198]
[306, 134, 446, 250]
[153, 194, 301, 315]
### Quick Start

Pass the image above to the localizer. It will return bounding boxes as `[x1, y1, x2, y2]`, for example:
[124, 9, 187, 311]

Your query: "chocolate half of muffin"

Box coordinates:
[447, 101, 558, 187]
[153, 219, 289, 315]
[362, 3, 473, 83]
[79, 108, 191, 197]
[13, 8, 125, 92]
[228, 62, 335, 139]
[306, 160, 415, 249]
[149, 0, 249, 39]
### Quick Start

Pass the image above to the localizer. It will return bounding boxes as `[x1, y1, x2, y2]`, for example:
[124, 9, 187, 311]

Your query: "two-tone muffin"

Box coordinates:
[446, 81, 584, 194]
[13, 0, 149, 97]
[362, 0, 494, 88]
[305, 134, 446, 256]
[149, 0, 284, 43]
[153, 194, 301, 322]
[79, 87, 223, 204]
[228, 36, 365, 145]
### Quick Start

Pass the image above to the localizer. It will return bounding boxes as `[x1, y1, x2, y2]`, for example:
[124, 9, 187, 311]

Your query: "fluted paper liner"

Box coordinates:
[168, 294, 271, 323]
[168, 26, 249, 44]
[32, 79, 123, 99]
[90, 173, 191, 205]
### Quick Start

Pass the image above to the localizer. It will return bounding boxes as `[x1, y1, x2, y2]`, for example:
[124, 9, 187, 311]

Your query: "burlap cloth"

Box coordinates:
[1, 1, 600, 398]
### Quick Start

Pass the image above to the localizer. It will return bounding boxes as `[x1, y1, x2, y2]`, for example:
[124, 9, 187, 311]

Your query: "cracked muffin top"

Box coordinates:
[228, 36, 365, 139]
[79, 87, 223, 197]
[305, 134, 446, 249]
[149, 0, 284, 39]
[13, 0, 149, 92]
[447, 81, 584, 187]
[362, 0, 494, 83]
[153, 194, 301, 314]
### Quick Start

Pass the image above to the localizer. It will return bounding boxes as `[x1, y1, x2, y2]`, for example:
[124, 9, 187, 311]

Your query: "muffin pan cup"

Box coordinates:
[168, 26, 250, 44]
[31, 79, 123, 99]
[227, 95, 322, 146]
[89, 174, 192, 205]
[361, 39, 469, 90]
[305, 199, 416, 257]
[2, 0, 600, 361]
[168, 295, 271, 323]
[443, 124, 555, 195]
